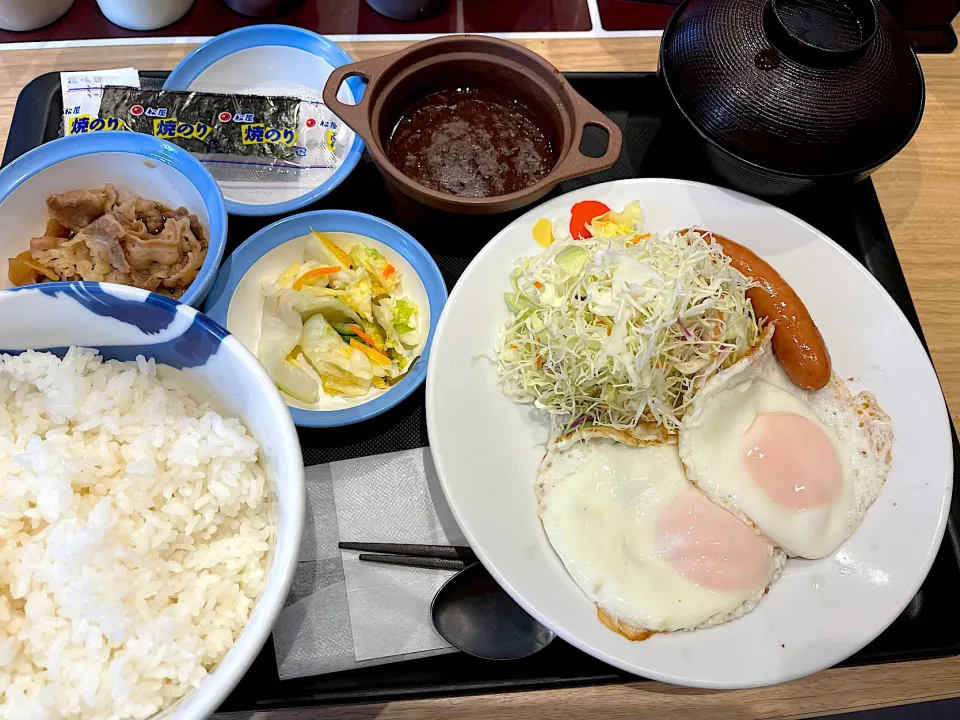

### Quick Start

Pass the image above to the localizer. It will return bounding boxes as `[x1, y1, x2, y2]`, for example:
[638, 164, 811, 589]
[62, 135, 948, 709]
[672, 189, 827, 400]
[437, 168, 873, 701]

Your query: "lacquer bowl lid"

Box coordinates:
[660, 0, 924, 178]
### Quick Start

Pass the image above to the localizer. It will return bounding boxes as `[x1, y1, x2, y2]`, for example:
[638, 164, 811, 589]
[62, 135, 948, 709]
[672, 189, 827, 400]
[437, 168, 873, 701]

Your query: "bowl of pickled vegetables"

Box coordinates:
[204, 209, 447, 426]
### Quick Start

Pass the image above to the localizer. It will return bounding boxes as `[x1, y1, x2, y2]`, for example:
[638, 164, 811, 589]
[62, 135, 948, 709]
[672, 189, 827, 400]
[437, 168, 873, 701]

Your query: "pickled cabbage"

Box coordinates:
[257, 230, 423, 402]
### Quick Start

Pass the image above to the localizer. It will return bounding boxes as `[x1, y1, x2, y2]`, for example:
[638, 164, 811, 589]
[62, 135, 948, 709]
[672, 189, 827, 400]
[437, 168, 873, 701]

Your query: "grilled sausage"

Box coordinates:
[683, 229, 831, 391]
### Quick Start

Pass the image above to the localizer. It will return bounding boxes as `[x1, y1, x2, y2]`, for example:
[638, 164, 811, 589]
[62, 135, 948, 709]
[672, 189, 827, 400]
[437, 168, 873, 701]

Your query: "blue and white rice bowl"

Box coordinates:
[0, 282, 303, 720]
[0, 131, 228, 308]
[164, 25, 365, 217]
[204, 210, 448, 427]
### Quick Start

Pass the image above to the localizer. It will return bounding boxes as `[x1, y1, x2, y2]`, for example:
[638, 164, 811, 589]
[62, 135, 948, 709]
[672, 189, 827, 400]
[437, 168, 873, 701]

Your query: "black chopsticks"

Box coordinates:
[338, 542, 477, 571]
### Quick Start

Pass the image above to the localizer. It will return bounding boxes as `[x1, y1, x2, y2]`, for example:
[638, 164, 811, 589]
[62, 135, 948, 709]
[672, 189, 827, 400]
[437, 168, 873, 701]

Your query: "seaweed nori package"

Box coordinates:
[98, 87, 305, 163]
[73, 82, 354, 194]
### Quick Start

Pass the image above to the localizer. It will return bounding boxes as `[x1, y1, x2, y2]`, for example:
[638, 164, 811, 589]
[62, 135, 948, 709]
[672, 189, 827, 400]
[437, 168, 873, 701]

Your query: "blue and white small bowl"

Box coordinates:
[0, 131, 228, 308]
[0, 282, 303, 720]
[205, 210, 448, 427]
[165, 25, 365, 217]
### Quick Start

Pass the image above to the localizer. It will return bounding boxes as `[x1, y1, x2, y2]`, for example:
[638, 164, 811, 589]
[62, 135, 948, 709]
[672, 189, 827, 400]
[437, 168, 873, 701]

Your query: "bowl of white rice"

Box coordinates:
[0, 281, 304, 720]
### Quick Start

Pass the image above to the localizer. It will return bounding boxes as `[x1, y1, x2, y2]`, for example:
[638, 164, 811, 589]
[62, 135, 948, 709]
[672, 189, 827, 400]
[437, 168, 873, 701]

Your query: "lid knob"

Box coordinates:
[764, 0, 879, 67]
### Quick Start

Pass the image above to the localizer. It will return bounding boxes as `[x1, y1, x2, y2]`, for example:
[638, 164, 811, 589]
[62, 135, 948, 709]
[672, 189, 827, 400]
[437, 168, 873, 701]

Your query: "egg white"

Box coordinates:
[537, 434, 785, 636]
[678, 327, 894, 559]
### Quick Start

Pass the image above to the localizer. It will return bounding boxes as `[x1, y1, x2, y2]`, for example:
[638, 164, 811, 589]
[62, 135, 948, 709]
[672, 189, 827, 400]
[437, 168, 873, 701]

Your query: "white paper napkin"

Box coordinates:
[272, 447, 466, 679]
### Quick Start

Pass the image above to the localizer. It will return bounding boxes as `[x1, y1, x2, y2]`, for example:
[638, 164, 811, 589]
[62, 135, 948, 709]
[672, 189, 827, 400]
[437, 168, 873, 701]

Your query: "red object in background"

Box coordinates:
[596, 0, 678, 31]
[465, 0, 590, 32]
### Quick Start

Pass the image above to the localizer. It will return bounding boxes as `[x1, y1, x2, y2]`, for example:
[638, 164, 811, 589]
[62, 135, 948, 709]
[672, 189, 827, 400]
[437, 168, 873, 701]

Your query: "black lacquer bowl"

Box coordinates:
[660, 0, 925, 196]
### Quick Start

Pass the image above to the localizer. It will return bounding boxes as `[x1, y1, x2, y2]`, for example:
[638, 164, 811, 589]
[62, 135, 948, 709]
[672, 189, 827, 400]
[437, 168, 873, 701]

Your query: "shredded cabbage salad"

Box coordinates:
[495, 201, 759, 432]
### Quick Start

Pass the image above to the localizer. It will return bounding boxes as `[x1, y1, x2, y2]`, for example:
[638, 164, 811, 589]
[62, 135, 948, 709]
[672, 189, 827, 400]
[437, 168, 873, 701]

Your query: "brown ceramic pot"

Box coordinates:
[322, 35, 622, 215]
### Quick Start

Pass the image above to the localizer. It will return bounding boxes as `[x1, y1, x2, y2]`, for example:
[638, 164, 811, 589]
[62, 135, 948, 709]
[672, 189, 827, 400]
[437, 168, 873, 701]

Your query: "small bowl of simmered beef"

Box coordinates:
[0, 131, 227, 307]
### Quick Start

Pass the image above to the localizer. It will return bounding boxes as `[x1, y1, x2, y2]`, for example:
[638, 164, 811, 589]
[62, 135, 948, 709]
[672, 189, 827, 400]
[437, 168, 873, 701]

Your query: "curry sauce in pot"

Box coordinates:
[386, 87, 556, 199]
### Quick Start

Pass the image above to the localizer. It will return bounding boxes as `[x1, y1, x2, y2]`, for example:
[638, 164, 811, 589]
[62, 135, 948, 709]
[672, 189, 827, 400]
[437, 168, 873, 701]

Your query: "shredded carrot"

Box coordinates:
[593, 318, 612, 336]
[536, 355, 544, 369]
[293, 266, 340, 290]
[350, 338, 392, 366]
[712, 311, 726, 341]
[533, 281, 544, 290]
[627, 233, 652, 246]
[383, 264, 396, 279]
[349, 324, 379, 348]
[313, 231, 354, 269]
[509, 343, 518, 350]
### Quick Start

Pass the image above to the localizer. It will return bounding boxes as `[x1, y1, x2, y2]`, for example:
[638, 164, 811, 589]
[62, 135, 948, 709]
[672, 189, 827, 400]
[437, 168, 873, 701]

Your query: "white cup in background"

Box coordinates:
[96, 0, 194, 31]
[0, 0, 74, 31]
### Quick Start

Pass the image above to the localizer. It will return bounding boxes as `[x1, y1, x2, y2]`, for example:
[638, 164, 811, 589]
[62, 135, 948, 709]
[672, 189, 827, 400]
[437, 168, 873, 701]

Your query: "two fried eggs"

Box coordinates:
[537, 327, 893, 637]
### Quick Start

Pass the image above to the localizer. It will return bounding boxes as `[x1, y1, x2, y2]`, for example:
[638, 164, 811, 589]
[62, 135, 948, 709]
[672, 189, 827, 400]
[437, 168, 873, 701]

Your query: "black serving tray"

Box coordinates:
[4, 70, 960, 712]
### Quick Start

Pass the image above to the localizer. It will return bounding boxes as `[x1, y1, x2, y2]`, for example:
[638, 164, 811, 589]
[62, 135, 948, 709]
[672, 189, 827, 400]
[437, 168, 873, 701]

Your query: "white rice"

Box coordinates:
[0, 348, 272, 720]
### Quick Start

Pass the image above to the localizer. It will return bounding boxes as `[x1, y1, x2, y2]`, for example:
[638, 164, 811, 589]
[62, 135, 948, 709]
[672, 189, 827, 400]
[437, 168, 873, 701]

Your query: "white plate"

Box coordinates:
[425, 178, 953, 688]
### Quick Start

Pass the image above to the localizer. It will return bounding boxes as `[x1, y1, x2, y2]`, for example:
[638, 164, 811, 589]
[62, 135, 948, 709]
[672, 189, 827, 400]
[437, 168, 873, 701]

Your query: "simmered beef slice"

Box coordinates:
[21, 185, 207, 298]
[115, 197, 167, 235]
[45, 189, 111, 232]
[77, 214, 133, 277]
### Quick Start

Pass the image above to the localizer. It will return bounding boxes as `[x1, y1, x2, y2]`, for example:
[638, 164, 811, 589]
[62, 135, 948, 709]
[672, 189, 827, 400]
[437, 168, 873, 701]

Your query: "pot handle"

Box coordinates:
[322, 52, 396, 140]
[550, 90, 623, 183]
